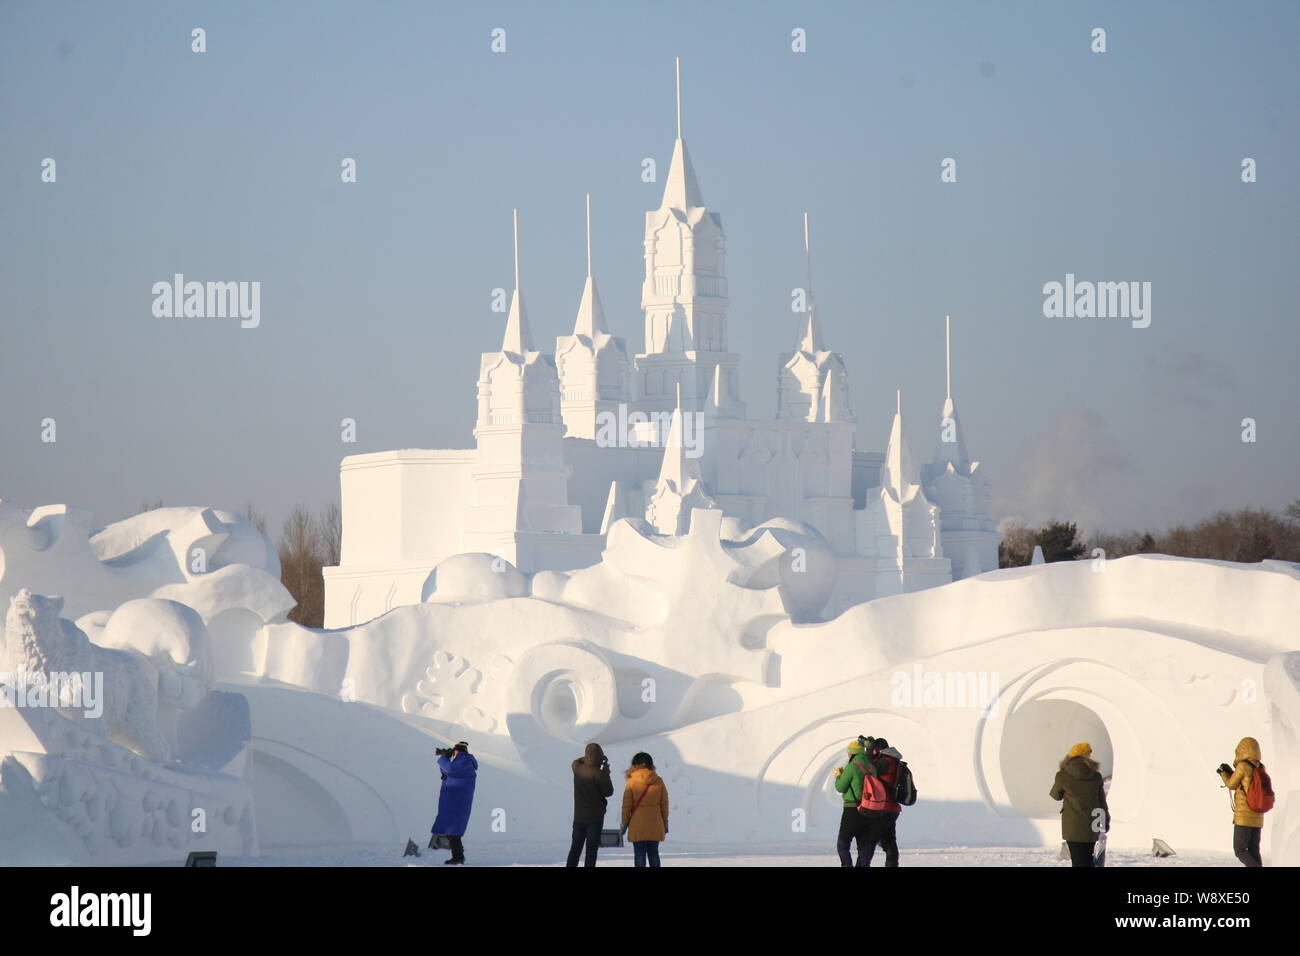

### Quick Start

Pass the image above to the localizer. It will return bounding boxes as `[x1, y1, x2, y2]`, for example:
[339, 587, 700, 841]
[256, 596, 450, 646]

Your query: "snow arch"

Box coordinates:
[976, 658, 1153, 825]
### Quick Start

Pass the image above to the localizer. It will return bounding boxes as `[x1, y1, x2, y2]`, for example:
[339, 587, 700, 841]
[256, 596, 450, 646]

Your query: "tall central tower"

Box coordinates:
[634, 59, 744, 418]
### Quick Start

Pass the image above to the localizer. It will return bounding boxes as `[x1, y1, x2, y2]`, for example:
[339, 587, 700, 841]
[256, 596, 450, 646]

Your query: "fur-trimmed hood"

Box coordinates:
[1059, 754, 1102, 778]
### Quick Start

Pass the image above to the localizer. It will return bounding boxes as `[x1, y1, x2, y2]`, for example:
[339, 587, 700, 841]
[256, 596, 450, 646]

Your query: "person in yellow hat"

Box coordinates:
[1049, 742, 1110, 867]
[833, 737, 874, 866]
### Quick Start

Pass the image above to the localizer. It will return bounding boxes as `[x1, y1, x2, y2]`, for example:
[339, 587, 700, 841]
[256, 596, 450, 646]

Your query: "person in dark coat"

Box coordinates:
[431, 741, 477, 864]
[1049, 742, 1109, 867]
[861, 737, 904, 867]
[567, 742, 614, 867]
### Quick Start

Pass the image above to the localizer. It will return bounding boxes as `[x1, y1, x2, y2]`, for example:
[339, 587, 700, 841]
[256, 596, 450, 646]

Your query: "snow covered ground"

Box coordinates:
[221, 843, 1237, 868]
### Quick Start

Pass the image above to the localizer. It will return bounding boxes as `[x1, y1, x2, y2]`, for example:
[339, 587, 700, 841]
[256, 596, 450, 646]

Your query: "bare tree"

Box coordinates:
[319, 500, 342, 569]
[279, 504, 325, 627]
[241, 501, 268, 535]
[276, 501, 343, 628]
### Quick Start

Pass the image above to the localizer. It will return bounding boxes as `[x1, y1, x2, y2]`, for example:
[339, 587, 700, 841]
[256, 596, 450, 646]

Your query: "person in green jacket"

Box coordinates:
[1049, 742, 1110, 867]
[833, 737, 874, 867]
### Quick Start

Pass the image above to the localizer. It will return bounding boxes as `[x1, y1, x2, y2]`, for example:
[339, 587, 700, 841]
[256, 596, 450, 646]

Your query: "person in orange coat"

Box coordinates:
[620, 752, 669, 867]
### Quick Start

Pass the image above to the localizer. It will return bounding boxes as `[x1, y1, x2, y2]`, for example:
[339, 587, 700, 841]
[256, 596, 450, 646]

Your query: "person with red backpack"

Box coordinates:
[859, 737, 904, 867]
[1217, 736, 1272, 867]
[833, 738, 874, 866]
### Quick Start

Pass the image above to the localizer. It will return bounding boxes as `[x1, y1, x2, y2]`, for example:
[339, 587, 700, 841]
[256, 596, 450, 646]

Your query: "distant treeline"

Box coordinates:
[999, 501, 1300, 568]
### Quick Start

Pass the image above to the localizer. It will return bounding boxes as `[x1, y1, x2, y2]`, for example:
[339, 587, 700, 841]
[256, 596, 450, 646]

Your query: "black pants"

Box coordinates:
[567, 821, 603, 867]
[836, 808, 871, 867]
[861, 812, 900, 867]
[1233, 825, 1262, 867]
[447, 835, 465, 862]
[1066, 841, 1096, 867]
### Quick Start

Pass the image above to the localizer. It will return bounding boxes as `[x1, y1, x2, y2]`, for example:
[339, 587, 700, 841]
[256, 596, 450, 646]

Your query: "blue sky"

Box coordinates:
[2, 0, 1297, 537]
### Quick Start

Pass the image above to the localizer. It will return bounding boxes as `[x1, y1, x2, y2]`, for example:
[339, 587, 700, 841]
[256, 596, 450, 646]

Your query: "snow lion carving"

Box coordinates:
[3, 588, 171, 760]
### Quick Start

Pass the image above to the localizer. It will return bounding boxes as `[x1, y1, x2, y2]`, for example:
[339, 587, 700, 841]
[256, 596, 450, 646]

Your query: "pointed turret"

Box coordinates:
[931, 315, 970, 467]
[475, 209, 561, 434]
[660, 58, 705, 212]
[855, 390, 950, 596]
[468, 210, 582, 554]
[572, 194, 610, 338]
[883, 390, 921, 499]
[821, 365, 850, 423]
[634, 59, 739, 416]
[657, 383, 700, 490]
[600, 480, 626, 534]
[645, 383, 716, 534]
[921, 315, 1001, 582]
[662, 138, 705, 213]
[778, 213, 853, 423]
[557, 195, 630, 439]
[797, 212, 825, 353]
[502, 208, 534, 355]
[704, 361, 737, 419]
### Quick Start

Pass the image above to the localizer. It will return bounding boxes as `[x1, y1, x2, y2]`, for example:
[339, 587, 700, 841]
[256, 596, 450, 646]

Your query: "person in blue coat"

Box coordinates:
[430, 741, 478, 864]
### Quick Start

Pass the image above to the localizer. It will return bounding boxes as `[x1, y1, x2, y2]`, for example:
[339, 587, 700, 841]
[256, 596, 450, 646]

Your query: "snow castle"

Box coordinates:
[322, 63, 998, 627]
[2, 63, 1298, 869]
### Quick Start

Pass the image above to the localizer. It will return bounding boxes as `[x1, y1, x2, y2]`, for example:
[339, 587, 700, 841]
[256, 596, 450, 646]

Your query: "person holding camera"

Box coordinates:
[430, 741, 477, 865]
[567, 742, 615, 867]
[1217, 736, 1268, 867]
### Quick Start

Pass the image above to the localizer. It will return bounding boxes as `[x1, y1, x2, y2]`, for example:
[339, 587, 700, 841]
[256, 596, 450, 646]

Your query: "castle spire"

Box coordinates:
[945, 313, 952, 402]
[502, 208, 534, 354]
[661, 58, 704, 212]
[884, 390, 921, 496]
[676, 55, 682, 139]
[646, 381, 715, 535]
[933, 314, 970, 466]
[657, 383, 696, 489]
[797, 212, 825, 353]
[572, 195, 608, 338]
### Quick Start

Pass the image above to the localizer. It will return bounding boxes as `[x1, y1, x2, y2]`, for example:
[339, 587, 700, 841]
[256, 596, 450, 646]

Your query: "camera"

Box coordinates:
[436, 747, 456, 757]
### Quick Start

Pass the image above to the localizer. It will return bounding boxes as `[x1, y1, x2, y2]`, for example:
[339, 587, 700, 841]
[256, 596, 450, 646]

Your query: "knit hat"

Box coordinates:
[847, 740, 865, 756]
[1067, 742, 1092, 759]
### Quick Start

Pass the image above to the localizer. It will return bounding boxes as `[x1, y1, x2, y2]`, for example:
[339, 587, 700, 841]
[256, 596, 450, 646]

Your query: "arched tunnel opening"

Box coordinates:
[1000, 699, 1114, 819]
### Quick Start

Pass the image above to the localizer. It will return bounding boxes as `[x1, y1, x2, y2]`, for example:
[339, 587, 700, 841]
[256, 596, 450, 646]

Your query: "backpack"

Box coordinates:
[1244, 761, 1275, 814]
[893, 759, 918, 807]
[857, 773, 892, 817]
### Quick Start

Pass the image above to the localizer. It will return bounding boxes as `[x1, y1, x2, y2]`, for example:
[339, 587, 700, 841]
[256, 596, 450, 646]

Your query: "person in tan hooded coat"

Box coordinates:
[1217, 736, 1265, 866]
[621, 751, 669, 867]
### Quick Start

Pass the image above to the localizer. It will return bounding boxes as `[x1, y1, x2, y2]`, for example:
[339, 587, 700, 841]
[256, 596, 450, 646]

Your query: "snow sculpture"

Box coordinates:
[3, 488, 1299, 865]
[0, 500, 291, 625]
[0, 589, 256, 864]
[322, 64, 996, 627]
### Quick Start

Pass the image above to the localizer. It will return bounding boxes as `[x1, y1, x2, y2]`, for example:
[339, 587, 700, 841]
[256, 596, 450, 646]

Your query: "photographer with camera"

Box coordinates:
[430, 741, 477, 865]
[566, 742, 615, 867]
[1217, 736, 1271, 867]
